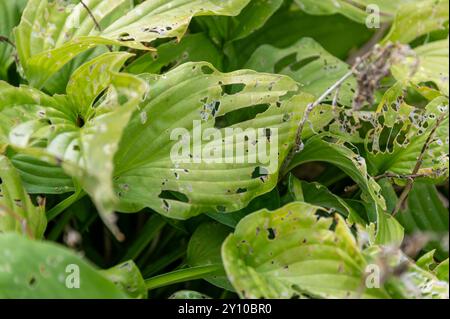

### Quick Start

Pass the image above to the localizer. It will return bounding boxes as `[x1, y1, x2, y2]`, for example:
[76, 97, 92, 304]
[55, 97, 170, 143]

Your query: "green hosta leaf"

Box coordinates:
[113, 62, 310, 219]
[366, 96, 449, 180]
[382, 0, 449, 44]
[416, 250, 449, 282]
[9, 153, 74, 194]
[398, 182, 449, 236]
[288, 136, 404, 245]
[286, 175, 365, 224]
[387, 181, 449, 257]
[0, 52, 148, 238]
[416, 250, 440, 271]
[364, 246, 449, 298]
[245, 37, 356, 106]
[14, 0, 127, 88]
[100, 260, 147, 299]
[126, 33, 223, 75]
[169, 290, 211, 299]
[222, 202, 391, 298]
[288, 136, 386, 212]
[434, 259, 449, 282]
[393, 39, 449, 95]
[0, 233, 128, 298]
[15, 0, 251, 88]
[367, 207, 404, 247]
[286, 173, 304, 201]
[187, 222, 233, 291]
[195, 0, 284, 44]
[231, 9, 373, 69]
[206, 188, 280, 228]
[0, 0, 27, 80]
[294, 0, 420, 23]
[43, 47, 109, 95]
[0, 155, 46, 239]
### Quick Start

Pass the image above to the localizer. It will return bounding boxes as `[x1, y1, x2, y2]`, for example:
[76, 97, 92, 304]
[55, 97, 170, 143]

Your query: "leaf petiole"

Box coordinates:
[145, 265, 222, 291]
[46, 189, 86, 221]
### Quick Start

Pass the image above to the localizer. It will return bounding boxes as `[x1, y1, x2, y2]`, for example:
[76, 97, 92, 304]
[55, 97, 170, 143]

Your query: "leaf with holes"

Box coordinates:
[0, 155, 46, 239]
[222, 202, 391, 298]
[14, 0, 251, 88]
[382, 0, 449, 44]
[287, 135, 404, 245]
[100, 260, 147, 299]
[0, 52, 148, 238]
[245, 37, 356, 106]
[366, 96, 449, 181]
[113, 62, 313, 219]
[392, 39, 449, 95]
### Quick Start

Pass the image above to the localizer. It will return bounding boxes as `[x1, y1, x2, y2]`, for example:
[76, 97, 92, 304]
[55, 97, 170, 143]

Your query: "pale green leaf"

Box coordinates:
[125, 33, 223, 74]
[366, 96, 449, 180]
[288, 136, 404, 245]
[382, 0, 449, 44]
[294, 0, 420, 23]
[100, 260, 147, 299]
[434, 259, 449, 282]
[0, 155, 46, 239]
[187, 222, 233, 291]
[288, 136, 386, 213]
[0, 52, 148, 238]
[169, 290, 211, 299]
[364, 246, 449, 298]
[245, 37, 356, 106]
[393, 39, 449, 96]
[0, 233, 128, 298]
[15, 0, 251, 88]
[222, 202, 391, 298]
[287, 176, 366, 225]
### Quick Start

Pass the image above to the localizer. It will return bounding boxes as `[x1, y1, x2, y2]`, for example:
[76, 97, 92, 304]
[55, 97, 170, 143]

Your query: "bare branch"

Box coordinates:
[392, 113, 448, 216]
[0, 35, 15, 48]
[80, 0, 102, 31]
[279, 49, 374, 179]
[79, 1, 113, 52]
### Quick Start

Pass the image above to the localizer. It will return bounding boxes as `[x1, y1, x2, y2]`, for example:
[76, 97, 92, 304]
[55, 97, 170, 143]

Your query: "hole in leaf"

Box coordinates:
[217, 205, 226, 212]
[28, 276, 37, 288]
[214, 104, 270, 129]
[76, 115, 85, 128]
[158, 190, 189, 203]
[267, 228, 276, 240]
[290, 56, 320, 71]
[201, 65, 214, 74]
[221, 83, 246, 95]
[251, 167, 268, 179]
[274, 53, 297, 73]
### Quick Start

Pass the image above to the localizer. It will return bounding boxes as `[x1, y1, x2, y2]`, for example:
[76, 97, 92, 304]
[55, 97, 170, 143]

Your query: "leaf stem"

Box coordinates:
[145, 265, 222, 291]
[120, 214, 166, 262]
[142, 244, 187, 277]
[46, 190, 86, 221]
[392, 113, 448, 216]
[0, 35, 15, 48]
[279, 49, 375, 179]
[80, 0, 102, 31]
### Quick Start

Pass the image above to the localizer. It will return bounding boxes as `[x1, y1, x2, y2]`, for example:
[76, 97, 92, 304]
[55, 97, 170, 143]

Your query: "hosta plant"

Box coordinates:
[0, 0, 448, 299]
